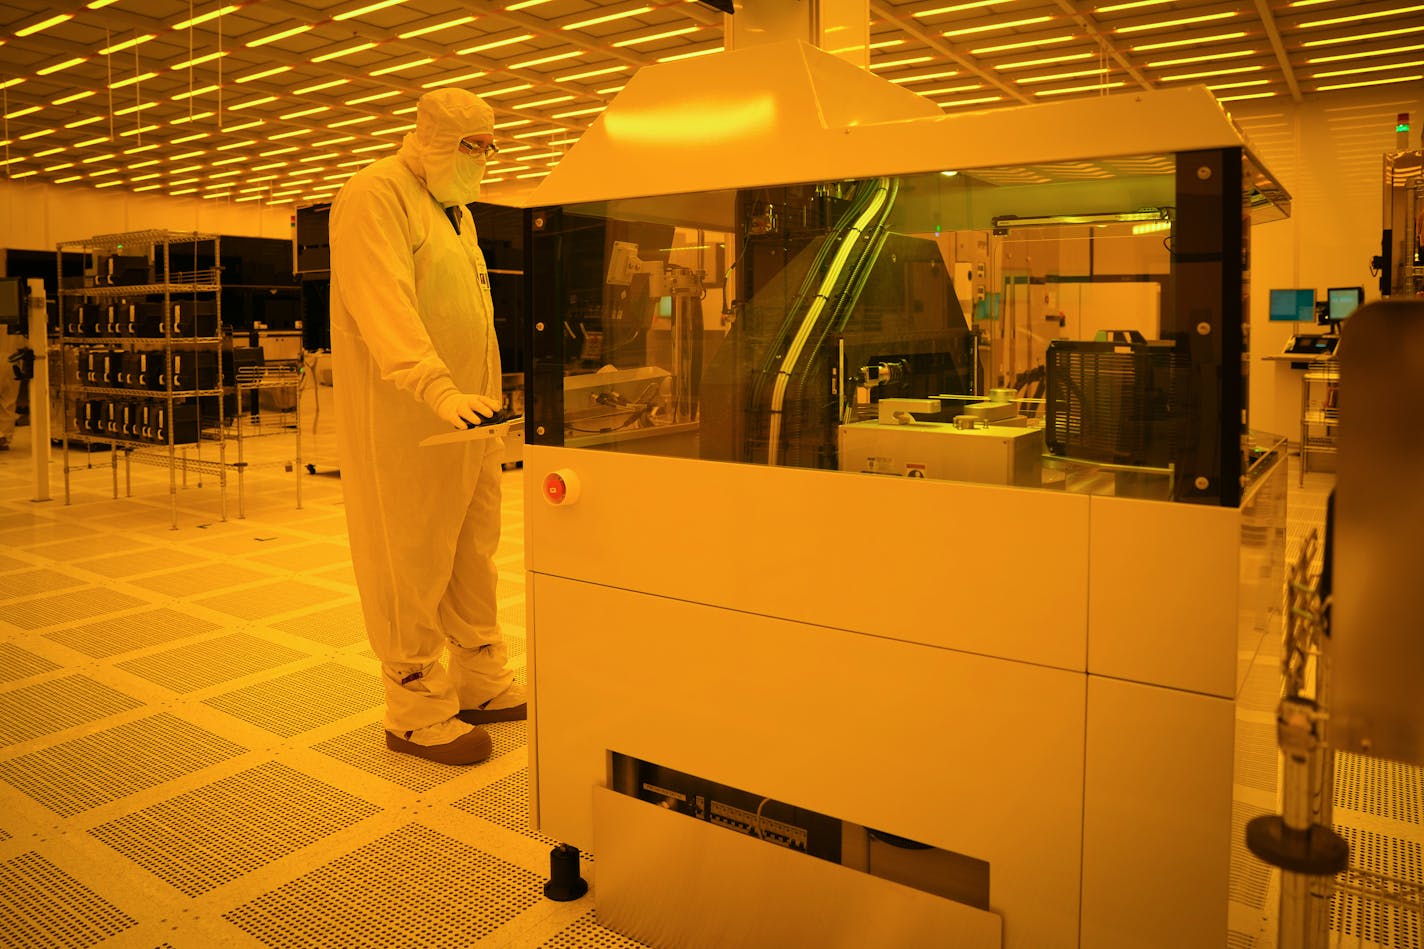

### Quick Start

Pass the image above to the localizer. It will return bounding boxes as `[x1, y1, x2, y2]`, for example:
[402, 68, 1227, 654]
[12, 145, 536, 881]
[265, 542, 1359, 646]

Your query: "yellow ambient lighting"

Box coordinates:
[1308, 43, 1424, 64]
[20, 129, 56, 140]
[972, 34, 1076, 54]
[119, 126, 161, 136]
[372, 123, 416, 135]
[512, 128, 566, 138]
[131, 173, 161, 181]
[400, 16, 477, 39]
[172, 134, 210, 144]
[168, 165, 204, 175]
[251, 162, 289, 171]
[300, 152, 339, 163]
[515, 95, 575, 109]
[458, 34, 534, 55]
[170, 112, 215, 125]
[564, 6, 653, 30]
[945, 16, 1053, 37]
[65, 116, 104, 128]
[497, 144, 532, 152]
[248, 175, 279, 183]
[507, 0, 551, 9]
[16, 13, 73, 36]
[890, 69, 962, 83]
[1313, 59, 1424, 79]
[211, 156, 248, 166]
[99, 34, 156, 55]
[4, 106, 41, 120]
[1160, 65, 1262, 81]
[657, 47, 722, 63]
[915, 0, 1008, 16]
[483, 84, 534, 98]
[237, 67, 293, 84]
[169, 151, 206, 161]
[996, 52, 1094, 70]
[248, 25, 314, 47]
[312, 136, 355, 147]
[7, 170, 38, 180]
[109, 72, 158, 90]
[423, 71, 489, 88]
[1115, 11, 1237, 33]
[337, 159, 372, 167]
[56, 175, 85, 183]
[1148, 50, 1257, 68]
[38, 57, 88, 76]
[114, 103, 159, 116]
[553, 105, 606, 118]
[495, 119, 533, 129]
[133, 184, 163, 192]
[923, 83, 985, 95]
[0, 79, 26, 91]
[216, 139, 256, 151]
[169, 188, 199, 195]
[80, 153, 115, 163]
[371, 58, 434, 76]
[328, 116, 377, 128]
[1016, 68, 1107, 84]
[313, 43, 377, 63]
[614, 27, 699, 47]
[53, 90, 95, 105]
[1317, 73, 1424, 91]
[870, 56, 935, 70]
[211, 170, 242, 179]
[280, 107, 330, 120]
[509, 50, 585, 69]
[516, 171, 551, 179]
[1302, 26, 1424, 48]
[347, 91, 401, 105]
[597, 84, 627, 95]
[223, 120, 264, 132]
[1206, 79, 1269, 90]
[1131, 31, 1247, 52]
[334, 0, 408, 21]
[352, 142, 398, 153]
[1034, 80, 1128, 95]
[171, 6, 239, 30]
[35, 148, 66, 157]
[172, 85, 220, 100]
[558, 65, 628, 82]
[1299, 5, 1424, 29]
[128, 158, 159, 167]
[229, 97, 278, 111]
[294, 79, 350, 95]
[170, 51, 228, 70]
[1218, 91, 1277, 101]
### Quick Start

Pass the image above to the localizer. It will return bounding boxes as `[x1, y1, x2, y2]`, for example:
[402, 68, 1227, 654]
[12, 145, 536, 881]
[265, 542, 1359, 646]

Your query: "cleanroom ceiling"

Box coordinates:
[1, 0, 1420, 205]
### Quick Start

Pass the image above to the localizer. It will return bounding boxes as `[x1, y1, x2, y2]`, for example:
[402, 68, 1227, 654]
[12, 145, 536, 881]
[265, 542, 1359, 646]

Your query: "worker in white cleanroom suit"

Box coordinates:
[329, 88, 523, 766]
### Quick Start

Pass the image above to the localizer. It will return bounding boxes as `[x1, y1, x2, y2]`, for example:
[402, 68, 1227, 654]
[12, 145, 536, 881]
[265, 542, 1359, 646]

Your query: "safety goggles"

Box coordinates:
[458, 137, 499, 159]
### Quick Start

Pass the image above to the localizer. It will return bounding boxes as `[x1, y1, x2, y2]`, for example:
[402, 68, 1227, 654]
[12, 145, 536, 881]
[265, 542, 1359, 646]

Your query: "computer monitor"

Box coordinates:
[1323, 286, 1364, 323]
[0, 277, 24, 328]
[1268, 288, 1315, 322]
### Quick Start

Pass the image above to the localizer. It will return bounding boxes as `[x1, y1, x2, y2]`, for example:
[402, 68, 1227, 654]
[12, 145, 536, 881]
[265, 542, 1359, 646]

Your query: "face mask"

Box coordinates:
[425, 147, 485, 206]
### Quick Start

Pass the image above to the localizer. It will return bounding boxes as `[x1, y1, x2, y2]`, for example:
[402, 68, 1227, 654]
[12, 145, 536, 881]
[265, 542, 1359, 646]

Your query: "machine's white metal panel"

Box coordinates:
[1080, 676, 1234, 949]
[839, 422, 1043, 486]
[593, 787, 1003, 948]
[526, 444, 1090, 672]
[531, 574, 1085, 949]
[1087, 495, 1240, 696]
[532, 45, 1251, 207]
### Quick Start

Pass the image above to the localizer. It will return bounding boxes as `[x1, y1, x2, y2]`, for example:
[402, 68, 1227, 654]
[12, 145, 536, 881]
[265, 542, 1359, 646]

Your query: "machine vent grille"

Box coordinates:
[0, 674, 143, 746]
[0, 713, 246, 816]
[1225, 932, 1256, 949]
[0, 851, 137, 947]
[6, 588, 147, 630]
[270, 603, 368, 647]
[201, 662, 379, 736]
[44, 607, 221, 658]
[89, 761, 379, 897]
[116, 632, 310, 694]
[223, 824, 543, 948]
[0, 643, 59, 683]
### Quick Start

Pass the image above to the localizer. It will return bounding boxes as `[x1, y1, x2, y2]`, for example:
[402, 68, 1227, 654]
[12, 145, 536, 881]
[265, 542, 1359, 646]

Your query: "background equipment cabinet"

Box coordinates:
[1299, 359, 1340, 483]
[521, 46, 1291, 949]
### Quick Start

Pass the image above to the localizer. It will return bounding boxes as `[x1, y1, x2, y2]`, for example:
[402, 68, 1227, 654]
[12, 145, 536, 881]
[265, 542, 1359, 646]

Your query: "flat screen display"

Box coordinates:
[1268, 288, 1315, 322]
[1325, 286, 1364, 322]
[0, 277, 23, 327]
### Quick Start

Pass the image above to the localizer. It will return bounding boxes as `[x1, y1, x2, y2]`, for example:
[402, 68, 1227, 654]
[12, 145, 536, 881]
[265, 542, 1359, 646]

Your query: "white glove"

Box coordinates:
[433, 392, 503, 430]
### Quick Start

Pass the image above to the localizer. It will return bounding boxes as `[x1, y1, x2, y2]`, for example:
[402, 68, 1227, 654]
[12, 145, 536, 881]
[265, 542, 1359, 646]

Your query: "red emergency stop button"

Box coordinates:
[542, 469, 581, 506]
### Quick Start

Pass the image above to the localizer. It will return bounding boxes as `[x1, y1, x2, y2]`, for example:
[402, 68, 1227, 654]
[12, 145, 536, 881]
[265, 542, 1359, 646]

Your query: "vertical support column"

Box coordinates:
[1173, 148, 1245, 507]
[725, 0, 869, 68]
[26, 279, 51, 502]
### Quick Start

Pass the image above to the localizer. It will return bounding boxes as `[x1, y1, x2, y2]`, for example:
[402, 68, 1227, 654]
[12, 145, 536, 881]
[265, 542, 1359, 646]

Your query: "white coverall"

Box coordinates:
[329, 89, 512, 737]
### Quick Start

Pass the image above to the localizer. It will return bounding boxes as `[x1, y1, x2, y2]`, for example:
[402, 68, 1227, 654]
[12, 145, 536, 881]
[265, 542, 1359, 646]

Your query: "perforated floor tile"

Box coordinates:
[194, 580, 343, 620]
[1336, 751, 1424, 826]
[189, 533, 309, 556]
[0, 713, 248, 817]
[0, 674, 145, 747]
[0, 568, 87, 599]
[43, 608, 222, 659]
[268, 602, 367, 647]
[310, 562, 358, 587]
[246, 543, 350, 572]
[451, 767, 561, 851]
[223, 823, 544, 948]
[293, 515, 351, 537]
[89, 761, 380, 897]
[539, 911, 649, 949]
[127, 563, 274, 598]
[0, 553, 28, 572]
[75, 547, 203, 579]
[0, 851, 138, 948]
[0, 520, 98, 547]
[202, 663, 380, 737]
[3, 588, 149, 630]
[1331, 824, 1423, 948]
[28, 533, 150, 561]
[116, 633, 312, 694]
[0, 643, 59, 683]
[309, 722, 474, 792]
[1228, 801, 1271, 910]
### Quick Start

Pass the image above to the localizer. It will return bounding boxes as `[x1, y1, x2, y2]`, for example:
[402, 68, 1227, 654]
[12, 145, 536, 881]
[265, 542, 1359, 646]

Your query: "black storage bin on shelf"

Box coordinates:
[1045, 332, 1186, 470]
